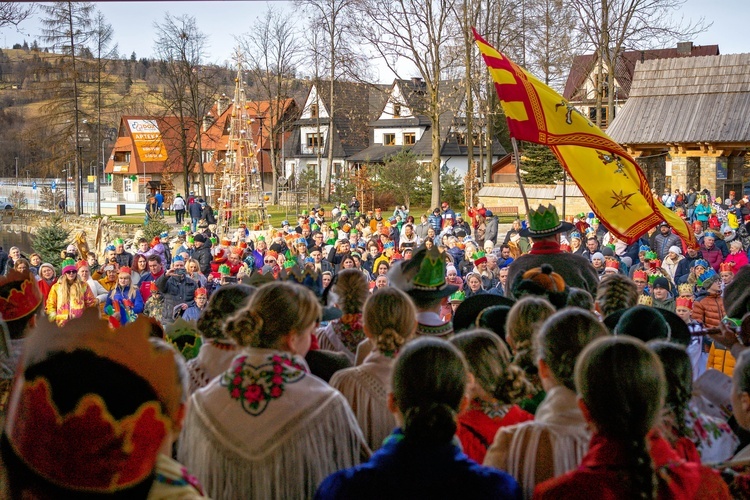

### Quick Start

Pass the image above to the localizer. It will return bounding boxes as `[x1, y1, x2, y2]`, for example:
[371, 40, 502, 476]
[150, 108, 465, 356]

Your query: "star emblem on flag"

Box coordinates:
[611, 190, 636, 210]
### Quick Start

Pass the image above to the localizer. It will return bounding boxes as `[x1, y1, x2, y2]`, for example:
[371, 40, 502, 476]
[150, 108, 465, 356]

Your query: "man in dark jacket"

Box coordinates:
[685, 188, 697, 222]
[653, 222, 683, 261]
[188, 199, 203, 232]
[156, 256, 197, 326]
[113, 238, 133, 269]
[192, 233, 213, 276]
[674, 247, 703, 285]
[484, 210, 499, 246]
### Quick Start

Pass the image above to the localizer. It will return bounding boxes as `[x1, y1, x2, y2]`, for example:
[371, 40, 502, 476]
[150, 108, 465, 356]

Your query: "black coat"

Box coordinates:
[192, 243, 213, 276]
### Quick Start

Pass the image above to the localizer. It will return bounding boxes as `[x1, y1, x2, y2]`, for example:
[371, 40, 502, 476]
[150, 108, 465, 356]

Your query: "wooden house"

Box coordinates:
[607, 53, 750, 198]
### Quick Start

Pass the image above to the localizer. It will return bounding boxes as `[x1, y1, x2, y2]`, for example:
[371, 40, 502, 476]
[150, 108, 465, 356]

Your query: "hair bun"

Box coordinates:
[541, 263, 554, 275]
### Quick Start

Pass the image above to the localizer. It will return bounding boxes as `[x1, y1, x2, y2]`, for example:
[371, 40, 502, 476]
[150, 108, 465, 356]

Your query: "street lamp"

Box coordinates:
[61, 168, 68, 213]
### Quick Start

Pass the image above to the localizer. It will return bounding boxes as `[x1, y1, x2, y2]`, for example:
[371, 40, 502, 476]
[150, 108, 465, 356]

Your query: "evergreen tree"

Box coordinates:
[142, 210, 171, 242]
[33, 215, 70, 270]
[520, 142, 565, 184]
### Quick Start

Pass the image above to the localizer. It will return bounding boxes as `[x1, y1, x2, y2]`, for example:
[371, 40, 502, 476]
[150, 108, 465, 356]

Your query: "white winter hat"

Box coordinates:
[668, 245, 682, 255]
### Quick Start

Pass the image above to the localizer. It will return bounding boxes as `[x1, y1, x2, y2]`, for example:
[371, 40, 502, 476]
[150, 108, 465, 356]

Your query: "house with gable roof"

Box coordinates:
[105, 116, 202, 203]
[283, 80, 388, 190]
[200, 95, 298, 197]
[563, 42, 719, 128]
[348, 77, 506, 176]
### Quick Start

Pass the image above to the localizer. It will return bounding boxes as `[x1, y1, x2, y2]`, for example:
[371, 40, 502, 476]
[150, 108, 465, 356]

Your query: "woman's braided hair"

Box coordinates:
[576, 336, 665, 500]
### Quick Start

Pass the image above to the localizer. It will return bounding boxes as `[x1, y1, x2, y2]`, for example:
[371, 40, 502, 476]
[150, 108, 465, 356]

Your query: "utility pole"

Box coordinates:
[14, 157, 18, 186]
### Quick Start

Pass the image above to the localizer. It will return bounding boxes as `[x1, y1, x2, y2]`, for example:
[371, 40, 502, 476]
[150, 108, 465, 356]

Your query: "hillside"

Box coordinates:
[0, 47, 309, 178]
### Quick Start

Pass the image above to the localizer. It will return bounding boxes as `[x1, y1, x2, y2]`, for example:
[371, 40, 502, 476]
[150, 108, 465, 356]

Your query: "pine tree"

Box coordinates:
[520, 142, 565, 184]
[142, 211, 171, 242]
[33, 215, 70, 270]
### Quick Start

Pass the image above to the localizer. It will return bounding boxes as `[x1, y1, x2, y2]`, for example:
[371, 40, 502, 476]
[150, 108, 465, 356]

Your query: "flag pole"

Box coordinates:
[511, 137, 530, 216]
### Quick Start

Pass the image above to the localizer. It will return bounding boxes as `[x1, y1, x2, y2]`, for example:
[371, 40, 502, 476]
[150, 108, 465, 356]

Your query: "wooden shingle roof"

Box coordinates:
[607, 53, 750, 144]
[562, 44, 719, 100]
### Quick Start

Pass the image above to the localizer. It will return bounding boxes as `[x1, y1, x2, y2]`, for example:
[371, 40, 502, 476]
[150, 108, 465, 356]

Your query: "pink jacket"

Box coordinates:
[724, 252, 749, 273]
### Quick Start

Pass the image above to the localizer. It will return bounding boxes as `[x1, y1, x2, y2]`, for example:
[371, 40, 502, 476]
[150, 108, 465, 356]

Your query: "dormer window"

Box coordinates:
[393, 103, 401, 117]
[383, 133, 396, 146]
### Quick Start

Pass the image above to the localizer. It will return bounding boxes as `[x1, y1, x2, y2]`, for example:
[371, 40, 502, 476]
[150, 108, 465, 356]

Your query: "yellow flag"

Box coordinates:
[473, 29, 695, 246]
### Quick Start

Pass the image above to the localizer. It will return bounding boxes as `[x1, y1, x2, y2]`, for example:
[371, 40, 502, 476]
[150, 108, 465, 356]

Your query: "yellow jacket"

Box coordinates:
[707, 342, 736, 376]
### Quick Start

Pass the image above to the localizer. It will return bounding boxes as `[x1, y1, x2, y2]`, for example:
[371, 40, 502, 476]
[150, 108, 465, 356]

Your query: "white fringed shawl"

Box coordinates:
[178, 348, 369, 500]
[329, 350, 396, 451]
[185, 339, 240, 394]
[484, 385, 590, 499]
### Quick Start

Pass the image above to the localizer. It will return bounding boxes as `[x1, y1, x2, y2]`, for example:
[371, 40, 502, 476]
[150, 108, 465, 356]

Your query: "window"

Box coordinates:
[393, 103, 401, 117]
[123, 178, 133, 193]
[202, 150, 214, 163]
[588, 106, 608, 125]
[456, 133, 467, 146]
[403, 132, 415, 145]
[309, 103, 318, 118]
[383, 133, 396, 146]
[306, 133, 321, 148]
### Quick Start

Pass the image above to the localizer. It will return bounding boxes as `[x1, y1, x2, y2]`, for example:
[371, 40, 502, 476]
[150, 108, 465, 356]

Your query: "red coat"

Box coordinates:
[534, 431, 729, 499]
[37, 279, 55, 305]
[456, 402, 533, 464]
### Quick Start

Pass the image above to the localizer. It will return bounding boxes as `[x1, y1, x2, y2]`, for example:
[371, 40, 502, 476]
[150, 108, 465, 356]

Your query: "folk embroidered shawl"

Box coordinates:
[179, 348, 368, 499]
[186, 339, 241, 394]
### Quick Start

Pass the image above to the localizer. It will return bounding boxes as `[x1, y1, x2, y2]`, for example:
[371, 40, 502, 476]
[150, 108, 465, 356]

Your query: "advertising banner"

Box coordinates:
[127, 119, 167, 162]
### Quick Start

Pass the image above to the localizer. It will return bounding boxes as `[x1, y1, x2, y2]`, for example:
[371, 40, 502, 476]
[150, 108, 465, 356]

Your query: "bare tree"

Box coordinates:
[91, 10, 118, 215]
[572, 0, 709, 126]
[0, 2, 34, 29]
[298, 0, 360, 202]
[153, 13, 220, 199]
[526, 0, 581, 91]
[353, 0, 461, 209]
[240, 6, 302, 204]
[40, 1, 94, 215]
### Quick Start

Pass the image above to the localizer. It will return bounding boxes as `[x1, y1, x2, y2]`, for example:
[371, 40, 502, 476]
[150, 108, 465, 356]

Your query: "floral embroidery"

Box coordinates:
[221, 353, 306, 416]
[683, 406, 738, 460]
[332, 313, 365, 354]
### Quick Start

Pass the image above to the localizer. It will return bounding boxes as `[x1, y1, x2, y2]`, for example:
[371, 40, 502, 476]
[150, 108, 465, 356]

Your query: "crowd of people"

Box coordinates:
[3, 190, 750, 498]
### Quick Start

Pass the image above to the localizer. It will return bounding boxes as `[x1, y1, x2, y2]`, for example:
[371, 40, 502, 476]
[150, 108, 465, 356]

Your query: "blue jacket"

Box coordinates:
[428, 213, 442, 232]
[315, 429, 520, 500]
[105, 285, 144, 325]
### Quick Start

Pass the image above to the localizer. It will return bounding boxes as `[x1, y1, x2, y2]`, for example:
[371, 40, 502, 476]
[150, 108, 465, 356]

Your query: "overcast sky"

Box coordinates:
[0, 0, 746, 84]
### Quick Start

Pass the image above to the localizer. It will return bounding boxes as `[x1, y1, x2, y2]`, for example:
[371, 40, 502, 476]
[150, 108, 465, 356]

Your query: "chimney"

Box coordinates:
[411, 77, 423, 85]
[676, 42, 693, 55]
[202, 112, 213, 132]
[217, 93, 230, 115]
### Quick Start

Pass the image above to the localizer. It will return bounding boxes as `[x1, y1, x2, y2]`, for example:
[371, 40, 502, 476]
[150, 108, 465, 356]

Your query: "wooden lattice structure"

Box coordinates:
[215, 55, 268, 235]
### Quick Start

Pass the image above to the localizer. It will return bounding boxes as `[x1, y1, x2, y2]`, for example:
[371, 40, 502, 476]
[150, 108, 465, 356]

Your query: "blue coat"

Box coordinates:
[315, 429, 521, 500]
[105, 285, 144, 325]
